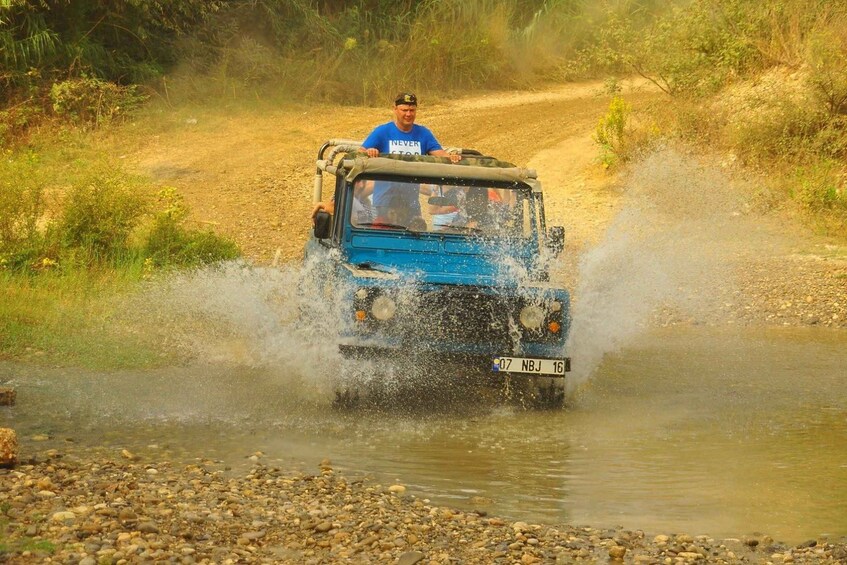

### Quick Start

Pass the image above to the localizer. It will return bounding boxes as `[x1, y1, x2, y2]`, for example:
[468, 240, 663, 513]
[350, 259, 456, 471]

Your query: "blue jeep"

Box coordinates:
[306, 140, 571, 408]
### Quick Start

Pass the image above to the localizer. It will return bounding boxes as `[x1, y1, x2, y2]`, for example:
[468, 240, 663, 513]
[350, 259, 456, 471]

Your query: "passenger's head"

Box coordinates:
[393, 92, 417, 131]
[465, 187, 489, 219]
[384, 191, 413, 225]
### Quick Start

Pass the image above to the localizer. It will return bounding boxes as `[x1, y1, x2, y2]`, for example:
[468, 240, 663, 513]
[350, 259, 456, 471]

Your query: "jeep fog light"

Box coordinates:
[371, 295, 397, 321]
[519, 305, 545, 329]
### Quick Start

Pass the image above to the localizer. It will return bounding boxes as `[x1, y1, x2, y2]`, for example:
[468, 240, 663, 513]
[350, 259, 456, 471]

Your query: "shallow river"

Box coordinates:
[3, 325, 845, 545]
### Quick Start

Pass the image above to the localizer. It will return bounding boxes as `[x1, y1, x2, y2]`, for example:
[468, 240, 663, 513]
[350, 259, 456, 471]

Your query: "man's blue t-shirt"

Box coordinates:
[363, 122, 444, 213]
[362, 122, 443, 156]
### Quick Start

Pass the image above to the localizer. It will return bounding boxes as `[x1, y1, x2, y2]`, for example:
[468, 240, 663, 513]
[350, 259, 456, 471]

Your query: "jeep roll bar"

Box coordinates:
[312, 140, 518, 203]
[314, 139, 363, 203]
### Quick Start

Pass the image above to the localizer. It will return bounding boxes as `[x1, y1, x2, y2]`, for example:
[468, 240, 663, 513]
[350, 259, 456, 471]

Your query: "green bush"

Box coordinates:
[811, 116, 847, 159]
[0, 150, 44, 250]
[0, 176, 239, 367]
[146, 227, 240, 268]
[793, 160, 847, 213]
[143, 187, 239, 269]
[806, 24, 847, 118]
[0, 150, 51, 271]
[729, 98, 827, 163]
[56, 171, 147, 264]
[626, 1, 764, 97]
[50, 76, 146, 128]
[0, 100, 45, 146]
[594, 96, 632, 169]
[1, 155, 240, 275]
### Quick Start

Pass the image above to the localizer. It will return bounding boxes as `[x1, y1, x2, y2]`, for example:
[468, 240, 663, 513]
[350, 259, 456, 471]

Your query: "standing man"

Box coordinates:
[361, 92, 459, 161]
[312, 92, 458, 220]
[362, 92, 459, 217]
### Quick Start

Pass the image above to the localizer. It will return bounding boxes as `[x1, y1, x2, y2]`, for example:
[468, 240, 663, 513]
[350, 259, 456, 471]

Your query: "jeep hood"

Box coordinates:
[345, 232, 535, 285]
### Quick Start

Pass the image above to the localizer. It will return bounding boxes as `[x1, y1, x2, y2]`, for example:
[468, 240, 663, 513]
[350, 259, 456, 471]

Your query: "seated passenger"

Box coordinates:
[372, 181, 421, 219]
[372, 192, 415, 229]
[440, 187, 502, 231]
[351, 182, 374, 225]
[428, 185, 463, 228]
[314, 180, 375, 225]
[313, 180, 428, 224]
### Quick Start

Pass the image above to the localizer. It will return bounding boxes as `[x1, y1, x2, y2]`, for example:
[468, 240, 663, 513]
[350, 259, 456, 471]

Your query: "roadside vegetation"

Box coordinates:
[585, 0, 847, 235]
[1, 0, 846, 367]
[0, 146, 238, 367]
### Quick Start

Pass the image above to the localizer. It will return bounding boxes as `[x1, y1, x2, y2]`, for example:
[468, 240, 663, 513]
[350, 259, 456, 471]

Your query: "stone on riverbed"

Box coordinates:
[396, 550, 426, 565]
[0, 427, 17, 466]
[608, 545, 627, 559]
[0, 387, 15, 406]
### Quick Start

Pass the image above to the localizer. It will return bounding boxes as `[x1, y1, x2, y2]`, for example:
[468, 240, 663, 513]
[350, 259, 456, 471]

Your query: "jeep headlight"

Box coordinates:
[371, 295, 397, 321]
[519, 305, 545, 330]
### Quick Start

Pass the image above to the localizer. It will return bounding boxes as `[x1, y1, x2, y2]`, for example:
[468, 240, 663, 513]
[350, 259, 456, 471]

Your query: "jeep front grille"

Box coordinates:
[406, 288, 516, 347]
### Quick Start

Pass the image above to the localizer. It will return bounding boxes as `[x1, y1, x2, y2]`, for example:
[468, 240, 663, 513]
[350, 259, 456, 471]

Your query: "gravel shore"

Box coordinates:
[2, 448, 847, 564]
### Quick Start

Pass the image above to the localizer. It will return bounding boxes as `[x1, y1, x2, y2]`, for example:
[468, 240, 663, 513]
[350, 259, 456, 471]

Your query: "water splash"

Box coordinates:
[565, 147, 757, 392]
[119, 255, 347, 399]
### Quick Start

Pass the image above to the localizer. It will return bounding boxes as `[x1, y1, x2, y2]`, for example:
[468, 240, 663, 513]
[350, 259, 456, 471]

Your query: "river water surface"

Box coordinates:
[3, 325, 846, 545]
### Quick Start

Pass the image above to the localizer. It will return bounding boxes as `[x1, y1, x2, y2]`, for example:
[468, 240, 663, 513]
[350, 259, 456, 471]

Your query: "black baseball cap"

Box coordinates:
[394, 92, 417, 106]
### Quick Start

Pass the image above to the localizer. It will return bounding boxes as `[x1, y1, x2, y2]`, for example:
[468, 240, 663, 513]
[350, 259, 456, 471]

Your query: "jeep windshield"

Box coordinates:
[348, 177, 535, 238]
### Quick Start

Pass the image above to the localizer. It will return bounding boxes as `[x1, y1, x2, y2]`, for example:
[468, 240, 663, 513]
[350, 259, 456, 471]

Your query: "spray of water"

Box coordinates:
[121, 254, 347, 400]
[120, 253, 466, 412]
[565, 146, 758, 392]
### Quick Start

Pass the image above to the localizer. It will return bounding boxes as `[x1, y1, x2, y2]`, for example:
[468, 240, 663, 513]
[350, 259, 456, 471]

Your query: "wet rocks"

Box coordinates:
[0, 388, 16, 467]
[0, 387, 15, 406]
[608, 544, 627, 559]
[0, 427, 17, 466]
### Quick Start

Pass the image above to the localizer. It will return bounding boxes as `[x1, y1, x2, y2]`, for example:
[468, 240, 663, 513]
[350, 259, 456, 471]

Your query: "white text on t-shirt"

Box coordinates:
[389, 140, 422, 155]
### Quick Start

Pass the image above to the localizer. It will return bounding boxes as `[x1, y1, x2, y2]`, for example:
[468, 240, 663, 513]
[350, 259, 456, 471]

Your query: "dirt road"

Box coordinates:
[132, 80, 846, 328]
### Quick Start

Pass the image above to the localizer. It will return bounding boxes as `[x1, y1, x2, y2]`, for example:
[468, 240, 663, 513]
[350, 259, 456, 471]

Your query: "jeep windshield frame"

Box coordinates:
[318, 152, 550, 250]
[343, 173, 540, 243]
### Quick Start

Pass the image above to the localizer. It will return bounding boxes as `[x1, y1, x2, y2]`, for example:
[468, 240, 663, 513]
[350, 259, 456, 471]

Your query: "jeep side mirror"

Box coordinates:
[547, 226, 565, 256]
[313, 210, 332, 239]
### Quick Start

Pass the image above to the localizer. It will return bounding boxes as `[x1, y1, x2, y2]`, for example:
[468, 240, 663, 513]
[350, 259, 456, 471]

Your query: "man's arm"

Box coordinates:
[422, 127, 459, 163]
[311, 200, 333, 221]
[429, 148, 461, 163]
[360, 125, 385, 157]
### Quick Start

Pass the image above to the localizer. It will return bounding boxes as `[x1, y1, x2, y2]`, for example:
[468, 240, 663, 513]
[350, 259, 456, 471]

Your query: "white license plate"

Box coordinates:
[492, 356, 568, 376]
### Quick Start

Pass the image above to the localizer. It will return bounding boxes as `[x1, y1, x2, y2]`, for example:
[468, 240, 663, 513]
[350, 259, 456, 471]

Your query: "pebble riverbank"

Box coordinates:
[2, 448, 847, 564]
